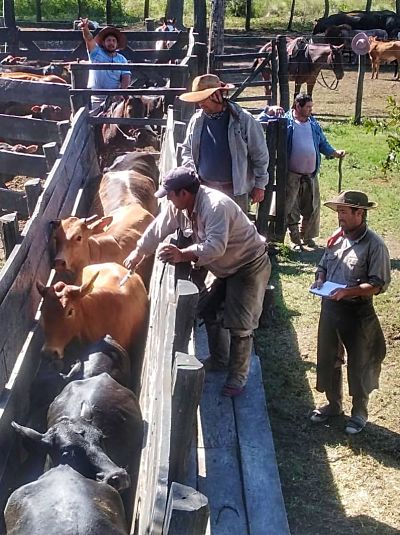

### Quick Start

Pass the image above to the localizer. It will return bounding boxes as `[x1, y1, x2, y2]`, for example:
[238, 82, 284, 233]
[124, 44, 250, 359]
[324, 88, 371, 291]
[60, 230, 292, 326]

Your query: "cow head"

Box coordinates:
[124, 96, 146, 119]
[127, 127, 160, 150]
[50, 216, 113, 281]
[31, 104, 69, 121]
[37, 271, 99, 360]
[12, 411, 131, 492]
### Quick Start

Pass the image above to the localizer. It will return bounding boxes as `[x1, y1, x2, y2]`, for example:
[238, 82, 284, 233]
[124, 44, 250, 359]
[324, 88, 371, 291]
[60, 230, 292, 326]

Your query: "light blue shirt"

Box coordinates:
[88, 44, 130, 89]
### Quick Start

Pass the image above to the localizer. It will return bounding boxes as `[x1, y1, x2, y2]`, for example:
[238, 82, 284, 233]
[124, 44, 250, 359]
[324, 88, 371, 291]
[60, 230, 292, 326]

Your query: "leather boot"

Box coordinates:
[203, 321, 230, 371]
[225, 335, 253, 388]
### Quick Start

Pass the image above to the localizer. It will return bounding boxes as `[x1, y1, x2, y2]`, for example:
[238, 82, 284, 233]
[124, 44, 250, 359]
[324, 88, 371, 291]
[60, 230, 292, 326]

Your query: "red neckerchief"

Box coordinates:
[327, 228, 344, 248]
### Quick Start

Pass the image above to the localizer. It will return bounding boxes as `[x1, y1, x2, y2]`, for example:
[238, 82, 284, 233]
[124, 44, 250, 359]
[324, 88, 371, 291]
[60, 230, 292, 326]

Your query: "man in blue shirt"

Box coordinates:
[79, 18, 131, 107]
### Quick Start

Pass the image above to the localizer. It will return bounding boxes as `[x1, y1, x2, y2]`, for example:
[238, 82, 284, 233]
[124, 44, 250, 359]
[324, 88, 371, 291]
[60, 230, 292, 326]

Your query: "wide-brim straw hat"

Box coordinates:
[95, 26, 127, 50]
[179, 74, 235, 103]
[351, 32, 370, 55]
[324, 190, 377, 211]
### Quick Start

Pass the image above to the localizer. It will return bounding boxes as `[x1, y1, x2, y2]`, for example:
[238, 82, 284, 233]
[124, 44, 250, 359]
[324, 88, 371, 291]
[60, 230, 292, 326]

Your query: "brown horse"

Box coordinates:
[259, 37, 344, 98]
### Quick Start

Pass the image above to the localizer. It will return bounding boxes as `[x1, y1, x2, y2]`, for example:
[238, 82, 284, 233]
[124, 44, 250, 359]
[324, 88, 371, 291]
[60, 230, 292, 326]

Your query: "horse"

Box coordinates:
[259, 37, 344, 98]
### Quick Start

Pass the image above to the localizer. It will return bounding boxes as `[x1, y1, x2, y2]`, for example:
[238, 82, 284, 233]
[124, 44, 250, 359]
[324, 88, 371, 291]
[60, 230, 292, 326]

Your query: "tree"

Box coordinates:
[365, 0, 372, 12]
[365, 97, 400, 172]
[323, 0, 329, 18]
[287, 0, 295, 31]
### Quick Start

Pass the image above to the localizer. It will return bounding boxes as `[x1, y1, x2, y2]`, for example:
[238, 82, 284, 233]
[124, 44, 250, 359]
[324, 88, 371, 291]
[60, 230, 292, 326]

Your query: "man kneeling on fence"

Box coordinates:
[124, 166, 271, 397]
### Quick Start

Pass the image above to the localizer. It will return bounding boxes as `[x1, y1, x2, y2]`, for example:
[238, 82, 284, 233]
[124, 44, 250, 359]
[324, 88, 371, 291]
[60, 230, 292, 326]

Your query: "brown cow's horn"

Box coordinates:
[84, 214, 100, 224]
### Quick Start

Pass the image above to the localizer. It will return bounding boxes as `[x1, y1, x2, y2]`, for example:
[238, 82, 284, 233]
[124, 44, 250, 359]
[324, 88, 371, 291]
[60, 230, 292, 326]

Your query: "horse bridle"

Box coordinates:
[316, 50, 340, 91]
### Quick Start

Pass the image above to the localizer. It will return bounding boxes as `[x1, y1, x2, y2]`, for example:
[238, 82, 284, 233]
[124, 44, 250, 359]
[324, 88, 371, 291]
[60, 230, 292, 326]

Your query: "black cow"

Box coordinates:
[5, 465, 129, 535]
[12, 373, 143, 495]
[313, 10, 400, 35]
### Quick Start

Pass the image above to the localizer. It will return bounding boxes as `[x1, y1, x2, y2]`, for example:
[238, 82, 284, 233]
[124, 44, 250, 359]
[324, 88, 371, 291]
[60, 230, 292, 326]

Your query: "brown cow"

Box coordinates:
[369, 36, 400, 79]
[0, 72, 67, 84]
[37, 262, 149, 360]
[0, 142, 38, 153]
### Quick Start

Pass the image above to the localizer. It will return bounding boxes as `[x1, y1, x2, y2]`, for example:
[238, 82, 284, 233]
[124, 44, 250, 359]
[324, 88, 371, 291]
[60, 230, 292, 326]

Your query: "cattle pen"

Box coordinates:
[0, 27, 289, 535]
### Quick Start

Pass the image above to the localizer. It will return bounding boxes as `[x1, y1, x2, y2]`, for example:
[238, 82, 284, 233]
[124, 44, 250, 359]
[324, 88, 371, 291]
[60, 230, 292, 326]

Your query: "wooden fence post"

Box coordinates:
[354, 54, 366, 125]
[145, 17, 154, 30]
[164, 482, 209, 534]
[245, 0, 252, 31]
[193, 0, 207, 44]
[57, 120, 70, 145]
[257, 121, 277, 237]
[173, 279, 198, 355]
[43, 142, 59, 171]
[270, 39, 278, 105]
[207, 0, 225, 73]
[169, 352, 204, 484]
[274, 117, 288, 240]
[3, 0, 16, 28]
[277, 35, 290, 111]
[0, 212, 20, 258]
[24, 178, 42, 217]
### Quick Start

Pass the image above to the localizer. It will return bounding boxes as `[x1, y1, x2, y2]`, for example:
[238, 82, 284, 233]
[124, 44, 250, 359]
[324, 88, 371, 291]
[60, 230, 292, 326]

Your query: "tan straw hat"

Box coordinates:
[179, 74, 235, 103]
[95, 26, 127, 50]
[324, 190, 377, 211]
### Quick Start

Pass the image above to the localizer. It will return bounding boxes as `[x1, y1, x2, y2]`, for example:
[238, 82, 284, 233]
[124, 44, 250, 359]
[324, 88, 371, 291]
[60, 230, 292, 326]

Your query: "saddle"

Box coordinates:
[287, 37, 312, 77]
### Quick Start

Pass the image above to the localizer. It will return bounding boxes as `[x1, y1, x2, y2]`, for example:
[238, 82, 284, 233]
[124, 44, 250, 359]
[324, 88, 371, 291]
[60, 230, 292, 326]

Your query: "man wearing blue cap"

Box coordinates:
[124, 166, 271, 397]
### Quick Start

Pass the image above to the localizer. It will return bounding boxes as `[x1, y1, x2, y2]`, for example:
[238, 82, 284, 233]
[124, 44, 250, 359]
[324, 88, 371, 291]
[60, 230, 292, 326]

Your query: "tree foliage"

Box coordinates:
[364, 97, 400, 172]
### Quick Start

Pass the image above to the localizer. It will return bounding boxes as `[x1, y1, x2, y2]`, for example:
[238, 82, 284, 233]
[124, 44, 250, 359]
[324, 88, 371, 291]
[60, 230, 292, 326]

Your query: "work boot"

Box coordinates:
[203, 321, 230, 371]
[288, 225, 303, 250]
[224, 334, 253, 390]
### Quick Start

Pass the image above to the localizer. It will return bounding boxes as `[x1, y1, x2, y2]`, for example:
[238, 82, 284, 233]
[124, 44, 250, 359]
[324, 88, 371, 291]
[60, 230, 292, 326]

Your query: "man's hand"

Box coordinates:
[158, 244, 183, 264]
[311, 278, 324, 290]
[250, 187, 265, 204]
[333, 150, 346, 159]
[123, 249, 144, 271]
[78, 17, 89, 30]
[329, 287, 348, 301]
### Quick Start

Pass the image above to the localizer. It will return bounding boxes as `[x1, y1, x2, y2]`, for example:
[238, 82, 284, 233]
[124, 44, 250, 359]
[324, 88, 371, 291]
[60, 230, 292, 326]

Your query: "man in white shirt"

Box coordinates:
[124, 167, 271, 397]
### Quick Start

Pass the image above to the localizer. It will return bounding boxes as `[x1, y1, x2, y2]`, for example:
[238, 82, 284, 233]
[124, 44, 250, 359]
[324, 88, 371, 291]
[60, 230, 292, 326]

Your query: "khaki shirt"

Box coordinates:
[317, 227, 391, 296]
[136, 186, 266, 278]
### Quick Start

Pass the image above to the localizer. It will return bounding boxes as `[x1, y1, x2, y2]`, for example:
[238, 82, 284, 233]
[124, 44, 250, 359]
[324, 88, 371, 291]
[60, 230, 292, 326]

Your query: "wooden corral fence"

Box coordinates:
[0, 25, 207, 70]
[0, 77, 71, 257]
[0, 105, 209, 533]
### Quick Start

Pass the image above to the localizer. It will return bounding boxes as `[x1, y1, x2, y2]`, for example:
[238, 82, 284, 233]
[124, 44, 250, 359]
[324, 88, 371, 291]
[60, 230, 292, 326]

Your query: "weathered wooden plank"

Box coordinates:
[0, 150, 47, 178]
[196, 375, 248, 533]
[132, 261, 176, 535]
[70, 63, 188, 75]
[0, 188, 28, 218]
[89, 117, 167, 127]
[164, 482, 209, 534]
[70, 88, 186, 97]
[170, 353, 204, 485]
[234, 356, 290, 535]
[0, 212, 20, 258]
[24, 178, 43, 217]
[173, 279, 198, 355]
[0, 114, 63, 145]
[0, 79, 70, 108]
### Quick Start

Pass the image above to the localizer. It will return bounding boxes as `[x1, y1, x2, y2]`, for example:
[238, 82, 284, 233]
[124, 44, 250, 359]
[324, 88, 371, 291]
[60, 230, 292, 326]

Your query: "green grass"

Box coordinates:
[255, 122, 400, 534]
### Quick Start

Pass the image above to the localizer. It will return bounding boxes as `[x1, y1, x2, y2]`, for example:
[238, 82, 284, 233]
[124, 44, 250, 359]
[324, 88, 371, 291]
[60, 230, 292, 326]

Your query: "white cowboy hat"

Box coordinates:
[179, 74, 235, 103]
[351, 33, 370, 56]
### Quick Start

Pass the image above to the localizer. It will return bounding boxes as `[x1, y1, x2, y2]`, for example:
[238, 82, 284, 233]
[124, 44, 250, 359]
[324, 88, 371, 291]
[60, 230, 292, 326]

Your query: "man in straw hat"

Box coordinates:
[310, 190, 390, 434]
[179, 74, 269, 213]
[124, 166, 271, 398]
[79, 18, 130, 107]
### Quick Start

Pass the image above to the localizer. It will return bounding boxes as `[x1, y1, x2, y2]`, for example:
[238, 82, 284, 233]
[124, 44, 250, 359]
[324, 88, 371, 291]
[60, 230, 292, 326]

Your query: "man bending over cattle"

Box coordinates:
[79, 18, 131, 108]
[124, 167, 271, 397]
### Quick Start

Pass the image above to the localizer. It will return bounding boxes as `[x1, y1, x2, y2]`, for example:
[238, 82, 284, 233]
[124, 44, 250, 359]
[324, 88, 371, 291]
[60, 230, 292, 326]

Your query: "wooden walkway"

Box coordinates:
[187, 324, 290, 535]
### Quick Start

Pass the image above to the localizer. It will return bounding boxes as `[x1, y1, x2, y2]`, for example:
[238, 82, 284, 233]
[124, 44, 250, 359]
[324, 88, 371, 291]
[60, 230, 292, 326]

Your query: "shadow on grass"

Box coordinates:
[255, 254, 399, 535]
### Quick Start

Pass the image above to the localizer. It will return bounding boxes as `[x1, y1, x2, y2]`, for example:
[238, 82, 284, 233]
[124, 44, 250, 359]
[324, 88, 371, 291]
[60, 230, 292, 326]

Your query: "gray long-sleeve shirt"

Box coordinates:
[136, 186, 266, 278]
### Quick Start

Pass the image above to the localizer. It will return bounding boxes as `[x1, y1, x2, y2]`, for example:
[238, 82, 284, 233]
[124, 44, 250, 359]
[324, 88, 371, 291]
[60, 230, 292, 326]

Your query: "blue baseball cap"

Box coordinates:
[155, 167, 200, 198]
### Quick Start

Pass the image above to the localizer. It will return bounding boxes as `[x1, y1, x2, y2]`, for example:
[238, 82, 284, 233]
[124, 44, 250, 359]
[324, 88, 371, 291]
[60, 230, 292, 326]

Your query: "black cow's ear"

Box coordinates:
[12, 421, 44, 443]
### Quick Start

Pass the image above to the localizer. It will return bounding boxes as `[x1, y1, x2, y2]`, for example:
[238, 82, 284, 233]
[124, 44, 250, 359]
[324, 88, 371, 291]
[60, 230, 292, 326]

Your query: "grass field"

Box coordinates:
[255, 102, 400, 533]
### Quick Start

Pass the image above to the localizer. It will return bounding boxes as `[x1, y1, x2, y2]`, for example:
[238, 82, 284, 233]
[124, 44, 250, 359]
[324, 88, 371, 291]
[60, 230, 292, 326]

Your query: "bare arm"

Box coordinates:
[79, 18, 97, 53]
[120, 74, 130, 88]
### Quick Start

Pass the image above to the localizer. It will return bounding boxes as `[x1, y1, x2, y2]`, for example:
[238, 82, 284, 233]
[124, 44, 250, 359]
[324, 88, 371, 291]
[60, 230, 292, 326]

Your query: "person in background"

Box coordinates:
[259, 93, 345, 250]
[79, 18, 131, 108]
[310, 190, 390, 434]
[179, 74, 270, 213]
[124, 167, 271, 397]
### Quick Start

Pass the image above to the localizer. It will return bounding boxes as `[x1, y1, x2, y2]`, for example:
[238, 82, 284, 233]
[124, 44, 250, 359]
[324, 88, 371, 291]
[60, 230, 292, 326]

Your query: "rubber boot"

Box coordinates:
[225, 335, 253, 388]
[203, 322, 230, 371]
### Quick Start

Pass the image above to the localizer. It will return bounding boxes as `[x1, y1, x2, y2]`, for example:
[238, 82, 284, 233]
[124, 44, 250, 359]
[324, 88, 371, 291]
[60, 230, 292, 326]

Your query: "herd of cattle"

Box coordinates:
[3, 148, 161, 532]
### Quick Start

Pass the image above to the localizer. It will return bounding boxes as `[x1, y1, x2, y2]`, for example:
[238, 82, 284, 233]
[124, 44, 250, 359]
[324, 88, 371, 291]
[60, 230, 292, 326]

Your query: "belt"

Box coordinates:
[200, 179, 233, 194]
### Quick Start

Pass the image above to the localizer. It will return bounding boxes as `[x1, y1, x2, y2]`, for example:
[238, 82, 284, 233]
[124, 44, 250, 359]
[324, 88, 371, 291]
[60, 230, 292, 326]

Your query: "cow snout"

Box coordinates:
[41, 346, 63, 362]
[100, 469, 131, 491]
[54, 258, 67, 271]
